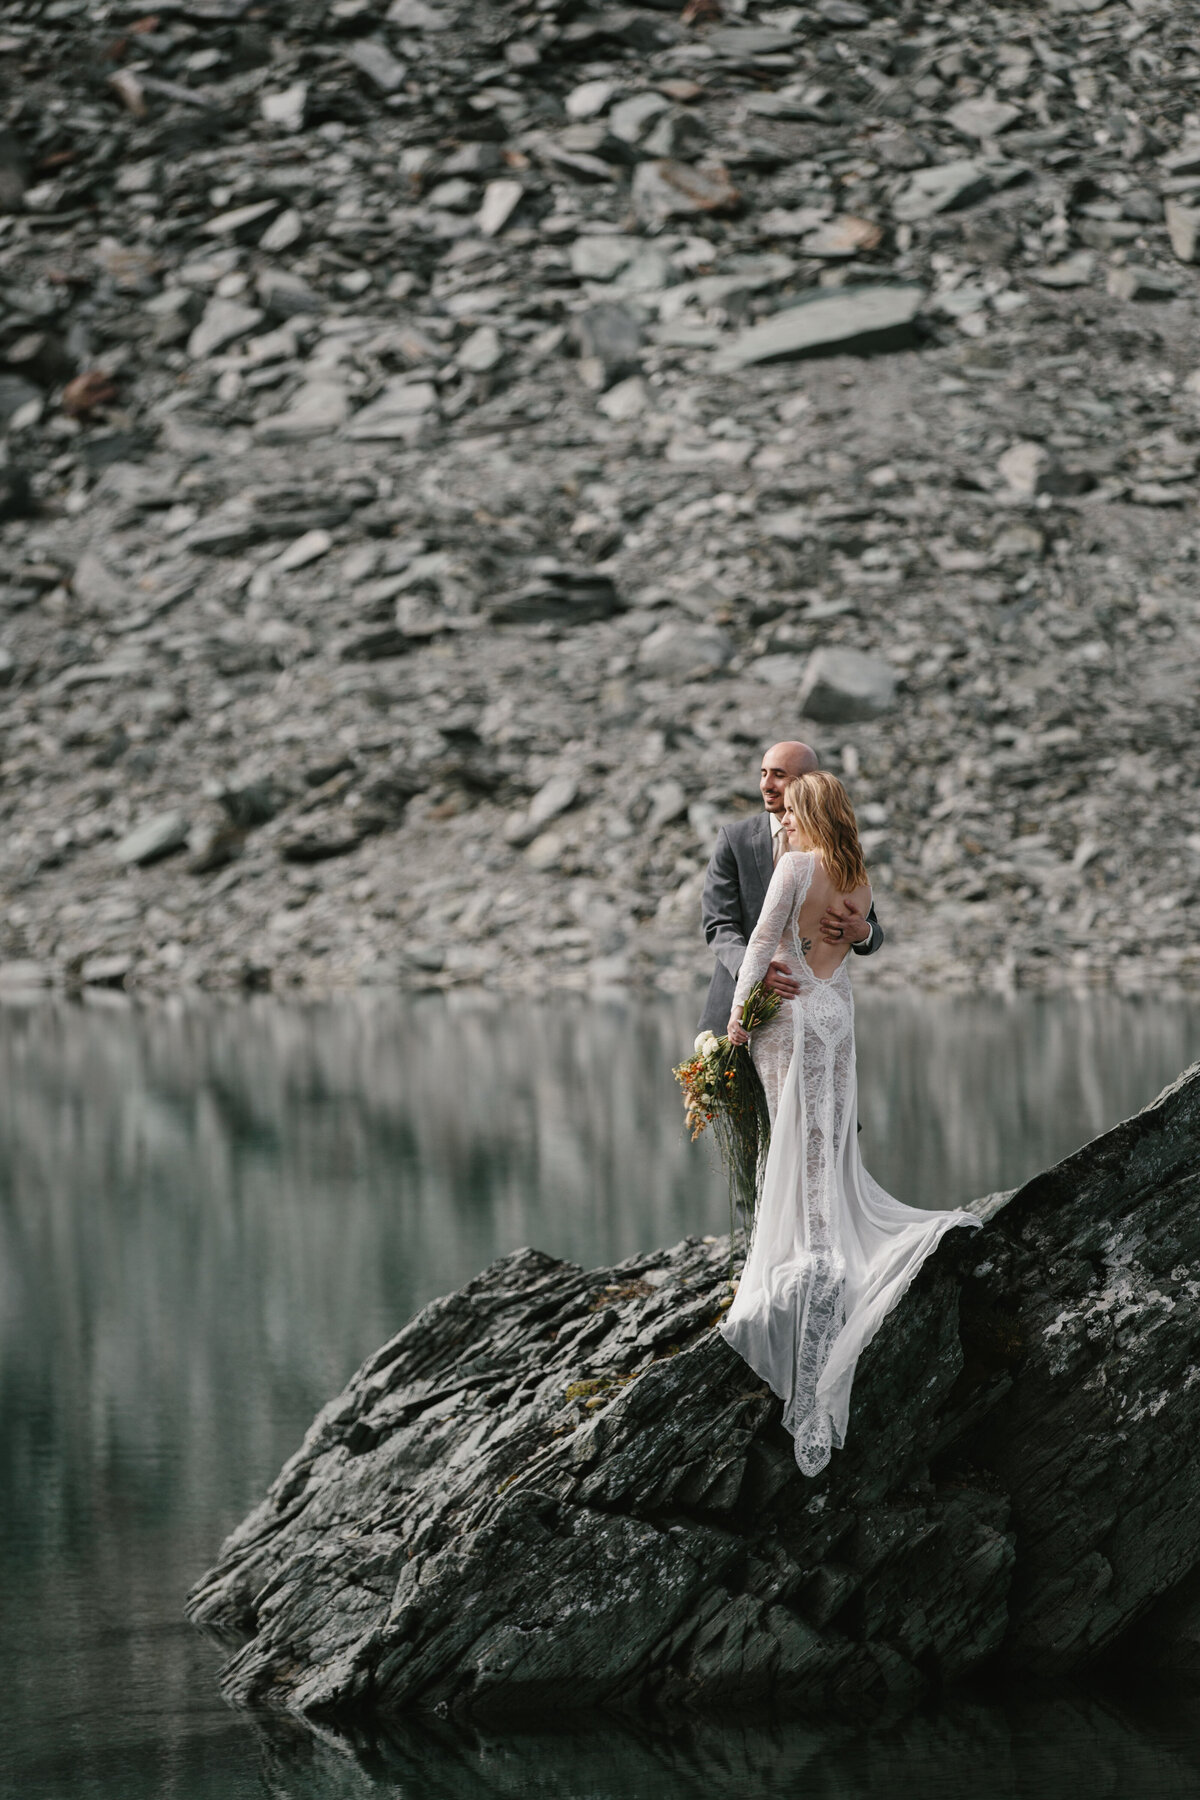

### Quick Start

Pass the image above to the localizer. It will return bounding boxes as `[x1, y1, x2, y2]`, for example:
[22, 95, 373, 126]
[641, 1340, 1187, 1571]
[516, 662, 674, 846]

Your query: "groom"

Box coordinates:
[698, 739, 882, 1034]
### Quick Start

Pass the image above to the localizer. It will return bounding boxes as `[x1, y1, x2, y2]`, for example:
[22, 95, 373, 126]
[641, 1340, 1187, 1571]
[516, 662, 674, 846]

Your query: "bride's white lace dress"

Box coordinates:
[719, 849, 981, 1477]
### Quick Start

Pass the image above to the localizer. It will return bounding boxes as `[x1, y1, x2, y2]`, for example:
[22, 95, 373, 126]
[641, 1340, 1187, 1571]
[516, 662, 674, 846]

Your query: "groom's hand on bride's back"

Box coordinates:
[819, 901, 871, 946]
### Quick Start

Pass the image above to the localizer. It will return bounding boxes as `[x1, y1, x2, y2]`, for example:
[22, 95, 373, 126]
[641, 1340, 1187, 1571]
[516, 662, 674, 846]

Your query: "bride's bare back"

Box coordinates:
[793, 854, 872, 981]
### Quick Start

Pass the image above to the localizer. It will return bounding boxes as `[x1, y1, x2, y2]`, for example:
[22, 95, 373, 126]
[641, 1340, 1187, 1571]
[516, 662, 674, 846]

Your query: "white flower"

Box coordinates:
[694, 1030, 720, 1056]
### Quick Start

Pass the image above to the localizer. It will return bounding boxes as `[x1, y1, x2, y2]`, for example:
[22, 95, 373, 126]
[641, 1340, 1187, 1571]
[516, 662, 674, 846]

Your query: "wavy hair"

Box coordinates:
[783, 771, 869, 894]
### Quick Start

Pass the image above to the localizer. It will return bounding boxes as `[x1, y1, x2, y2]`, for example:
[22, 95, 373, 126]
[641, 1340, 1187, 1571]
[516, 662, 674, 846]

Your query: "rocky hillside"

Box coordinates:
[187, 1062, 1200, 1719]
[2, 0, 1199, 998]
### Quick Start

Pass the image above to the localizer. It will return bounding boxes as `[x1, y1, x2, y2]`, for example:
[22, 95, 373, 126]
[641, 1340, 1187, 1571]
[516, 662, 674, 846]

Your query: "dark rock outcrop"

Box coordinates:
[188, 1064, 1200, 1721]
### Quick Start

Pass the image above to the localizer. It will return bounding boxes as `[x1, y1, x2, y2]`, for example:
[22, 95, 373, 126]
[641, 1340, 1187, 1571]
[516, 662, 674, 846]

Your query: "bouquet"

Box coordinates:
[673, 981, 780, 1226]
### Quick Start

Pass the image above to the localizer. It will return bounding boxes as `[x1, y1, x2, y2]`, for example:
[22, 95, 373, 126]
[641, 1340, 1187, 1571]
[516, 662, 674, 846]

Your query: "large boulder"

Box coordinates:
[188, 1065, 1200, 1722]
[799, 646, 896, 722]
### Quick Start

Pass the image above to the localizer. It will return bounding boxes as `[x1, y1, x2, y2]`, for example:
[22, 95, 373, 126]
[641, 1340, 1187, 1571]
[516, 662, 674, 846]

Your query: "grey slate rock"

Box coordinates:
[945, 97, 1021, 141]
[186, 298, 265, 360]
[219, 777, 291, 829]
[1166, 200, 1200, 264]
[0, 127, 29, 212]
[572, 302, 644, 390]
[488, 565, 622, 625]
[1107, 265, 1179, 302]
[712, 286, 924, 371]
[631, 160, 740, 224]
[114, 810, 189, 866]
[0, 467, 34, 522]
[638, 620, 733, 676]
[892, 159, 1001, 222]
[187, 1066, 1200, 1720]
[344, 39, 408, 93]
[798, 646, 896, 722]
[0, 374, 41, 427]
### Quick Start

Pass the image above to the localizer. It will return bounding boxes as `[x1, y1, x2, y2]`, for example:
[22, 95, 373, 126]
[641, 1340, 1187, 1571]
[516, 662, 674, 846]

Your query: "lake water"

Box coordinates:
[3, 990, 1200, 1800]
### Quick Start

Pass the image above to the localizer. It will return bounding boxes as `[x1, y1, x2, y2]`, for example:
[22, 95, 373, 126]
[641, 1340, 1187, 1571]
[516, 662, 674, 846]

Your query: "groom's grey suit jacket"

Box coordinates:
[698, 811, 883, 1035]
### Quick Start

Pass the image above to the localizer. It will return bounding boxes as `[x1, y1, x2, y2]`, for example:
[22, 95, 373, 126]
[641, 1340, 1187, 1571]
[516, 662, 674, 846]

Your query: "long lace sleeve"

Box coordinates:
[727, 852, 811, 1030]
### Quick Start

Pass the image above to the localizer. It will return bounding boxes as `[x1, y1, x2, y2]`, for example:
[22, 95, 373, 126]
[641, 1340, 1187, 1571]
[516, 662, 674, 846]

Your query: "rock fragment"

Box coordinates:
[1107, 266, 1179, 302]
[631, 160, 739, 225]
[713, 286, 924, 371]
[572, 303, 644, 390]
[80, 954, 133, 988]
[1165, 201, 1200, 264]
[114, 811, 190, 867]
[261, 82, 307, 130]
[477, 180, 524, 238]
[799, 648, 896, 723]
[456, 326, 504, 373]
[273, 530, 332, 573]
[507, 774, 580, 846]
[799, 215, 883, 259]
[566, 80, 617, 122]
[0, 127, 29, 211]
[945, 97, 1021, 141]
[997, 441, 1095, 499]
[637, 621, 733, 677]
[1032, 253, 1095, 289]
[597, 375, 649, 421]
[489, 565, 622, 626]
[343, 381, 438, 441]
[187, 300, 264, 360]
[344, 39, 408, 93]
[892, 159, 1010, 222]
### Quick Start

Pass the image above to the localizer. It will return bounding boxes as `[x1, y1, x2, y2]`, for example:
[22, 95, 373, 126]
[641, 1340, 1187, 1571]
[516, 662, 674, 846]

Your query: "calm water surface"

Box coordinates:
[2, 990, 1200, 1800]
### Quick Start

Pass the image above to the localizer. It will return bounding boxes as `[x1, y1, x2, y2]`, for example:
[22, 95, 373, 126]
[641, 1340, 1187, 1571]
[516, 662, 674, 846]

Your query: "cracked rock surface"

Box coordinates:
[2, 0, 1200, 998]
[189, 1062, 1200, 1720]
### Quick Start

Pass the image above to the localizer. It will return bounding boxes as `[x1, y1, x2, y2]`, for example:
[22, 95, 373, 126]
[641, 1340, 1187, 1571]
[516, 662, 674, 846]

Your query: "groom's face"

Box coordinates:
[760, 744, 812, 814]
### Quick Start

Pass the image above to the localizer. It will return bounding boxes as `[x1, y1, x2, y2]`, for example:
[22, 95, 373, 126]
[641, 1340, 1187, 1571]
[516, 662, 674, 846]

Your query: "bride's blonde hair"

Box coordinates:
[783, 771, 869, 894]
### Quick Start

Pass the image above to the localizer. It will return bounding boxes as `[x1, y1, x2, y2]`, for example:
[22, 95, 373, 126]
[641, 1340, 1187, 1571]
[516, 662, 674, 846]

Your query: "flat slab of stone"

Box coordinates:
[891, 159, 1020, 222]
[1107, 265, 1178, 302]
[945, 97, 1021, 141]
[712, 285, 924, 372]
[254, 381, 349, 443]
[1166, 200, 1200, 264]
[80, 953, 133, 987]
[637, 620, 733, 676]
[799, 215, 882, 259]
[186, 298, 264, 360]
[799, 646, 896, 722]
[114, 810, 189, 866]
[343, 381, 439, 441]
[632, 160, 740, 225]
[488, 565, 622, 626]
[1032, 253, 1095, 289]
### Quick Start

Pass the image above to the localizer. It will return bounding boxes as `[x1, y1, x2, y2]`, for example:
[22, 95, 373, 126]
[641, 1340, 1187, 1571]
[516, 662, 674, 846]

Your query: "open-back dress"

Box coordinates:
[719, 849, 981, 1476]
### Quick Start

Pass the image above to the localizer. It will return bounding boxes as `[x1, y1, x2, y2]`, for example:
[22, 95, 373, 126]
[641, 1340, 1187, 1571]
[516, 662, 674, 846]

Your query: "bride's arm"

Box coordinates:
[727, 856, 801, 1041]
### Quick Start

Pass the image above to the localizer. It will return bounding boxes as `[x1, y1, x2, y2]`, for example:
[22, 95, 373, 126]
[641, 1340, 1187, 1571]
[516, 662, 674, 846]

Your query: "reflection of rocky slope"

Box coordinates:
[190, 1062, 1200, 1718]
[2, 2, 1199, 996]
[251, 1692, 1200, 1800]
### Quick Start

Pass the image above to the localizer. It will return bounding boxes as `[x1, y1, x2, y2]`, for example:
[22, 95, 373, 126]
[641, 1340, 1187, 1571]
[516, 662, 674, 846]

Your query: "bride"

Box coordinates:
[721, 771, 980, 1477]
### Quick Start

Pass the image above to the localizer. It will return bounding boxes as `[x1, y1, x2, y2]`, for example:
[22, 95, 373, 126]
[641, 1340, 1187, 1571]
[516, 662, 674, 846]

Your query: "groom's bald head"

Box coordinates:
[760, 740, 818, 813]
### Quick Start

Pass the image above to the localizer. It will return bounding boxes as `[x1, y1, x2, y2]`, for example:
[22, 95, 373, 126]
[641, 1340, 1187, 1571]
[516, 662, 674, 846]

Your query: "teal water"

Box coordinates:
[2, 991, 1199, 1799]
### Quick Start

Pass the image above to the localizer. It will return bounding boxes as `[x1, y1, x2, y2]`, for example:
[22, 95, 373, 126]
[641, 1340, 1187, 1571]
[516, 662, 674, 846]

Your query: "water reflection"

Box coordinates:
[252, 1687, 1200, 1800]
[0, 991, 1198, 1800]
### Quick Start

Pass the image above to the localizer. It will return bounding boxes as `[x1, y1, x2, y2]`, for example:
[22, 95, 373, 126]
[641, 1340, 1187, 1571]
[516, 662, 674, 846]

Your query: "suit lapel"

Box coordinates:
[750, 812, 774, 915]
